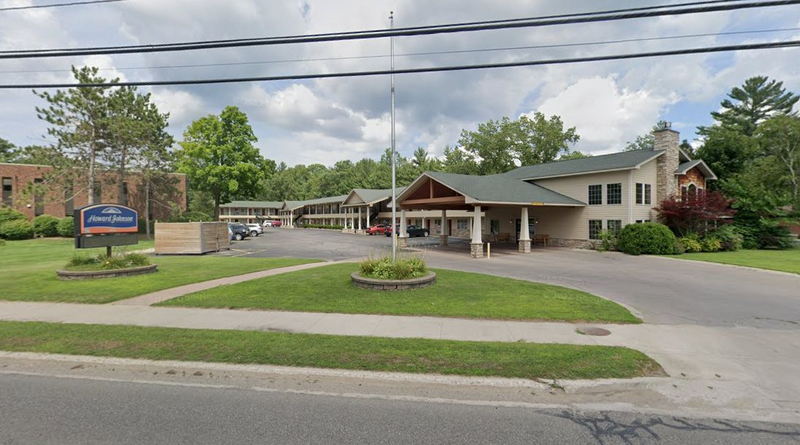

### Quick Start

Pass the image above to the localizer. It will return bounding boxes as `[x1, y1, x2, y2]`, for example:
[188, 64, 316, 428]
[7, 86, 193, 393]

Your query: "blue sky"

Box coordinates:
[0, 0, 799, 165]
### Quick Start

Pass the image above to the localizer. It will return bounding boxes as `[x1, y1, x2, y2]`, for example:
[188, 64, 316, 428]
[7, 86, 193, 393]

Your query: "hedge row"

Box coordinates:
[0, 209, 75, 240]
[302, 224, 345, 230]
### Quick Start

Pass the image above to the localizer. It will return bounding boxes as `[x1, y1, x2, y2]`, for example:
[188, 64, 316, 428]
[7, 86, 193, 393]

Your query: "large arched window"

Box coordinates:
[687, 184, 698, 201]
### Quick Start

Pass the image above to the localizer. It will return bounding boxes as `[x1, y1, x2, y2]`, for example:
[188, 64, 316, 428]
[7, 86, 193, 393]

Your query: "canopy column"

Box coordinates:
[519, 206, 531, 253]
[398, 209, 408, 247]
[440, 209, 448, 246]
[357, 206, 363, 233]
[471, 205, 483, 258]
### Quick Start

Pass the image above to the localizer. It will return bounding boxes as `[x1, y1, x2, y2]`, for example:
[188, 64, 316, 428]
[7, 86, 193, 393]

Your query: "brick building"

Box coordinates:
[0, 162, 188, 220]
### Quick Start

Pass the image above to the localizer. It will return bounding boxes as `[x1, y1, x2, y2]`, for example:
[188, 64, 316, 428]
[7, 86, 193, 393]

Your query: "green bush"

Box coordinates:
[734, 219, 794, 250]
[32, 214, 60, 237]
[57, 217, 75, 237]
[710, 225, 743, 251]
[359, 256, 427, 280]
[0, 208, 26, 225]
[701, 237, 722, 252]
[168, 211, 213, 222]
[66, 252, 151, 270]
[0, 219, 34, 240]
[596, 230, 617, 252]
[303, 224, 344, 230]
[679, 236, 703, 253]
[616, 222, 678, 255]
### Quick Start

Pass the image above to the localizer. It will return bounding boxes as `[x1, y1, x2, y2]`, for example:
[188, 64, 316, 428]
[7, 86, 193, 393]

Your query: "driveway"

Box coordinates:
[233, 228, 800, 329]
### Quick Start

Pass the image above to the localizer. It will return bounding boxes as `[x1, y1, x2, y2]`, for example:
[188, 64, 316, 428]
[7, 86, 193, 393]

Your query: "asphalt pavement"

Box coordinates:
[232, 228, 800, 329]
[2, 372, 798, 444]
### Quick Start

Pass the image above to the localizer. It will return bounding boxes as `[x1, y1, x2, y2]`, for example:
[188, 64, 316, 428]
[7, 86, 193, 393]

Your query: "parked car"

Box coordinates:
[246, 223, 263, 237]
[262, 220, 273, 227]
[366, 224, 389, 235]
[385, 224, 430, 238]
[271, 220, 283, 227]
[228, 223, 249, 241]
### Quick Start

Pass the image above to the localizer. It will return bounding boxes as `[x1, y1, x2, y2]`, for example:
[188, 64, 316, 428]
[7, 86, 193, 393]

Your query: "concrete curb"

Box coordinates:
[644, 254, 800, 278]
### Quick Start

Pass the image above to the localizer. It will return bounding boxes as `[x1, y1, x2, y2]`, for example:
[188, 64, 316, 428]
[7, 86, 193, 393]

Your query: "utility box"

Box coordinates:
[155, 222, 230, 255]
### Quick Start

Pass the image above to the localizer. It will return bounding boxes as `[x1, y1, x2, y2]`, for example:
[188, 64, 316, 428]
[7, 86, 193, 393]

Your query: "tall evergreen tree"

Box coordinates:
[705, 76, 798, 136]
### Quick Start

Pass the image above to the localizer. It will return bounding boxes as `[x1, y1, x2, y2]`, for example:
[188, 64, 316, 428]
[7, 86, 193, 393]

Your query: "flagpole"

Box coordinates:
[389, 10, 397, 262]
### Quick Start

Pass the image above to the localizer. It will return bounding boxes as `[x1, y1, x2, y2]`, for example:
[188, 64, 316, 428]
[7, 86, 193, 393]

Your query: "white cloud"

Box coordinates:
[150, 88, 205, 129]
[536, 76, 675, 153]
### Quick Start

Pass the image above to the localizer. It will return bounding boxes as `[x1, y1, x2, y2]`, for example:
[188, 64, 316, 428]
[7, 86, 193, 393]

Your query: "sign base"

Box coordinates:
[75, 233, 139, 249]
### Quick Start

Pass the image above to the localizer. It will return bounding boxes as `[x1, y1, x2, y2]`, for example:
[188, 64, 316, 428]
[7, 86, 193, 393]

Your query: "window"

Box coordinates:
[636, 183, 643, 204]
[635, 219, 651, 224]
[2, 177, 12, 207]
[34, 178, 44, 216]
[457, 219, 468, 230]
[64, 181, 74, 216]
[589, 220, 602, 240]
[607, 220, 622, 235]
[588, 184, 602, 205]
[490, 219, 500, 234]
[644, 184, 652, 205]
[607, 183, 622, 205]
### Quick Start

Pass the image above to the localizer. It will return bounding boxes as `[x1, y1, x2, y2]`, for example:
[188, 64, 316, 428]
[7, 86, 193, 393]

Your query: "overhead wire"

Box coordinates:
[1, 0, 797, 58]
[0, 0, 125, 12]
[2, 39, 797, 89]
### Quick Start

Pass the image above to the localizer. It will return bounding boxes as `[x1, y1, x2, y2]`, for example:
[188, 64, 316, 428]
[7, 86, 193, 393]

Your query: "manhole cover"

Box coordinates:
[576, 327, 611, 336]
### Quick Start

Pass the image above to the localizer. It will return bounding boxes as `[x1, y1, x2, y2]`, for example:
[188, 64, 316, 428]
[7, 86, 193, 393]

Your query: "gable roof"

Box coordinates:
[220, 200, 282, 209]
[409, 171, 585, 206]
[677, 160, 718, 180]
[502, 149, 664, 180]
[344, 187, 407, 206]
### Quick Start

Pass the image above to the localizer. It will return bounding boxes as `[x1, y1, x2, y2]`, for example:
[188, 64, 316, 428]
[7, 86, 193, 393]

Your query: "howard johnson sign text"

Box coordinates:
[77, 204, 138, 235]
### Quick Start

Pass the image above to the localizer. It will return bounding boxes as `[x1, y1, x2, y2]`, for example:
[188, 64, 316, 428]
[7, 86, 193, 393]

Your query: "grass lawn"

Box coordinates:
[161, 263, 640, 324]
[0, 238, 319, 304]
[0, 321, 663, 380]
[667, 247, 800, 275]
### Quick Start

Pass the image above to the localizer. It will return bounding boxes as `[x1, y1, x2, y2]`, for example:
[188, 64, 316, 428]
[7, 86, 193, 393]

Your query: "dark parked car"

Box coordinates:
[385, 224, 429, 238]
[228, 223, 249, 241]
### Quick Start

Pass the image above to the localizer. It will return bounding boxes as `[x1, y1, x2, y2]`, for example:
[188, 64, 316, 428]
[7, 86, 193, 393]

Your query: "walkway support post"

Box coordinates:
[289, 210, 294, 228]
[471, 205, 484, 258]
[357, 206, 363, 233]
[519, 206, 531, 253]
[398, 209, 408, 247]
[440, 209, 448, 246]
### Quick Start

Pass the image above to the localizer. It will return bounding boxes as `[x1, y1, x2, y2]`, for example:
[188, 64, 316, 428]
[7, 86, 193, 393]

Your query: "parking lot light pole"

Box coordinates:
[389, 10, 397, 262]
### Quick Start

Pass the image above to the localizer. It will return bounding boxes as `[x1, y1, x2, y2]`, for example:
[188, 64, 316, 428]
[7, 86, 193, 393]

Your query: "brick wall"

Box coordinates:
[0, 163, 187, 220]
[678, 167, 707, 190]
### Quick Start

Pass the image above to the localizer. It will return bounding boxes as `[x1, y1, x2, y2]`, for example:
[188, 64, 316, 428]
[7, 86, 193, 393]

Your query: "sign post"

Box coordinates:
[74, 204, 139, 257]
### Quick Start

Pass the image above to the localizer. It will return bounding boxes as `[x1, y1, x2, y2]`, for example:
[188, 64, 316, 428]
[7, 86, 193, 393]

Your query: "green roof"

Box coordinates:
[283, 194, 349, 210]
[502, 149, 664, 180]
[220, 200, 283, 209]
[345, 187, 407, 205]
[424, 171, 585, 206]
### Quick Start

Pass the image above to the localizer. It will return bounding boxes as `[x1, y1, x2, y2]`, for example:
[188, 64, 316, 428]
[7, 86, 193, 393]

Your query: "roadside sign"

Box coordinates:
[73, 204, 139, 251]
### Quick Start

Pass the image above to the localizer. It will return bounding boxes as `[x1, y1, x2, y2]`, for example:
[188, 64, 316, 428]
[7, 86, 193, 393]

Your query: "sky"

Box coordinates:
[0, 0, 799, 166]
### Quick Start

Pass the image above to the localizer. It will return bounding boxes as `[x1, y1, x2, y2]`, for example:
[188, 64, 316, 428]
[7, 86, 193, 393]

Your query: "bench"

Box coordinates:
[533, 234, 550, 247]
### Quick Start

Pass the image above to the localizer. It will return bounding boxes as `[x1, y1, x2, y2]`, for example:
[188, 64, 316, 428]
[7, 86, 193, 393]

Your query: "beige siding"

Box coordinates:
[533, 170, 630, 239]
[630, 159, 659, 223]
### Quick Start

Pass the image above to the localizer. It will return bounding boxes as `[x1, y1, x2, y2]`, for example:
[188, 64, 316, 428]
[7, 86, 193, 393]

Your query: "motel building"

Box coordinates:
[219, 201, 282, 224]
[221, 124, 716, 258]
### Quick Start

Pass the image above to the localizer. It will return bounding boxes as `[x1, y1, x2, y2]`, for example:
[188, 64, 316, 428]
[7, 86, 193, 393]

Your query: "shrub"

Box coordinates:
[656, 191, 735, 237]
[734, 218, 794, 250]
[32, 214, 60, 237]
[303, 224, 344, 230]
[168, 211, 213, 222]
[679, 236, 703, 253]
[359, 256, 427, 280]
[0, 208, 26, 225]
[57, 217, 75, 237]
[616, 222, 678, 255]
[701, 237, 722, 252]
[596, 230, 617, 252]
[710, 225, 743, 251]
[66, 252, 151, 270]
[0, 219, 34, 240]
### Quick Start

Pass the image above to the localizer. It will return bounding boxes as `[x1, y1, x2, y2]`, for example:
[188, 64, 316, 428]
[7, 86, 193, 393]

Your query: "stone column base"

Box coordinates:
[440, 235, 448, 246]
[470, 243, 484, 258]
[398, 236, 408, 248]
[518, 239, 531, 253]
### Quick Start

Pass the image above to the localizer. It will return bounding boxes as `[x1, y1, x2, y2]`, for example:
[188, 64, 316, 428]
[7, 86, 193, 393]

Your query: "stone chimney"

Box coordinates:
[654, 121, 680, 204]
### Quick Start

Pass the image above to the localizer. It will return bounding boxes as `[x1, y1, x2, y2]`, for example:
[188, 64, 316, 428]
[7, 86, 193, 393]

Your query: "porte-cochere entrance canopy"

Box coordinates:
[396, 172, 585, 257]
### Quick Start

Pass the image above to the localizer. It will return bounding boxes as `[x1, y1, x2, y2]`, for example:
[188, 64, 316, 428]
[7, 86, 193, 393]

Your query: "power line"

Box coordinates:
[3, 39, 798, 89]
[0, 0, 125, 12]
[1, 0, 797, 58]
[2, 26, 797, 75]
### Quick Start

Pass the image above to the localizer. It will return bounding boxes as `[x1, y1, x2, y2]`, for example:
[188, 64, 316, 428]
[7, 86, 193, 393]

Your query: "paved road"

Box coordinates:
[235, 229, 800, 329]
[2, 373, 798, 444]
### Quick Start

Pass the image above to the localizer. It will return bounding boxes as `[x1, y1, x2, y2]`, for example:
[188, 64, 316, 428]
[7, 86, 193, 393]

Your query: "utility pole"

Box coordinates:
[389, 10, 397, 262]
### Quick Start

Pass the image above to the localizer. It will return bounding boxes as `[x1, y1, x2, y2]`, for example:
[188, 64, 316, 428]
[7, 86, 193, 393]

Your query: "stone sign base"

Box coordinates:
[57, 264, 158, 280]
[351, 272, 436, 291]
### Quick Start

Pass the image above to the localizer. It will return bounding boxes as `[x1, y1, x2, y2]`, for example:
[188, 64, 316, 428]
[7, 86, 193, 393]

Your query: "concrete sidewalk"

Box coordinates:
[1, 300, 799, 417]
[111, 260, 345, 306]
